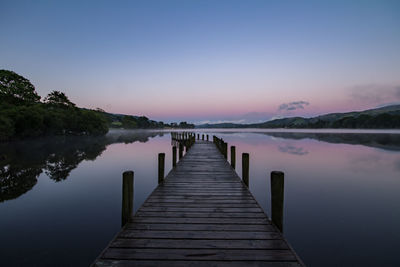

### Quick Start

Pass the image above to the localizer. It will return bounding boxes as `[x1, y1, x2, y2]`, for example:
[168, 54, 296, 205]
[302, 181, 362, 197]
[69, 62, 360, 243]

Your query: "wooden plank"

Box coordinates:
[124, 223, 274, 231]
[111, 238, 289, 249]
[130, 217, 271, 224]
[102, 248, 297, 261]
[94, 260, 302, 267]
[138, 207, 263, 212]
[142, 205, 260, 209]
[135, 211, 266, 218]
[118, 230, 282, 239]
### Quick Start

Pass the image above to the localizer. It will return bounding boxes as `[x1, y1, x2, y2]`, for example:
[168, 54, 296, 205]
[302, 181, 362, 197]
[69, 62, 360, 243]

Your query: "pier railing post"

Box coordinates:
[122, 171, 134, 227]
[222, 142, 228, 159]
[242, 153, 249, 187]
[172, 146, 177, 167]
[231, 146, 236, 169]
[158, 153, 165, 184]
[179, 143, 183, 159]
[271, 171, 284, 232]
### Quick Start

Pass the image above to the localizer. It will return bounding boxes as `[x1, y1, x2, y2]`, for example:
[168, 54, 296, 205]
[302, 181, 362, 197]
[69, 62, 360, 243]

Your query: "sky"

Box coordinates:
[1, 0, 400, 124]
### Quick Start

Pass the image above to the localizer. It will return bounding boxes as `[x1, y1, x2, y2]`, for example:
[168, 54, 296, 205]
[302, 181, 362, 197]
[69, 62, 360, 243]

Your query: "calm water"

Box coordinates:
[1, 129, 400, 266]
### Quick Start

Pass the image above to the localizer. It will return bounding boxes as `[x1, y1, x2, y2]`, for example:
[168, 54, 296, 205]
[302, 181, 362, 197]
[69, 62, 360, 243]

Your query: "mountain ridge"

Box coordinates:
[196, 105, 400, 129]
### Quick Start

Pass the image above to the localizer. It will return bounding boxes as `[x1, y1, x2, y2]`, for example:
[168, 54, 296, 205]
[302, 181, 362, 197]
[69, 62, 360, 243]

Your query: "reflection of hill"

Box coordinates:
[0, 130, 164, 202]
[263, 132, 400, 151]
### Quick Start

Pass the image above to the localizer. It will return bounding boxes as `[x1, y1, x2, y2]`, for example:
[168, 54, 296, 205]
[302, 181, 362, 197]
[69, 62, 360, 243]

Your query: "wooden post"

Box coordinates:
[271, 171, 284, 232]
[158, 153, 165, 184]
[197, 134, 199, 140]
[122, 171, 134, 227]
[172, 146, 177, 167]
[202, 134, 204, 140]
[207, 135, 209, 141]
[242, 153, 249, 187]
[179, 143, 183, 159]
[231, 146, 236, 169]
[222, 142, 228, 159]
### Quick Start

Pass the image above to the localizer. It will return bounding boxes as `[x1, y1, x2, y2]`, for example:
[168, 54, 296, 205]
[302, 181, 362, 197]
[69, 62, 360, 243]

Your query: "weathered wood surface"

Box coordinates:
[93, 141, 304, 266]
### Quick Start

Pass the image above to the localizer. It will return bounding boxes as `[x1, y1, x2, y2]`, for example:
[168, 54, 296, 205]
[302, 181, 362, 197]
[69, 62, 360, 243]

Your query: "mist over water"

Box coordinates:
[1, 129, 400, 266]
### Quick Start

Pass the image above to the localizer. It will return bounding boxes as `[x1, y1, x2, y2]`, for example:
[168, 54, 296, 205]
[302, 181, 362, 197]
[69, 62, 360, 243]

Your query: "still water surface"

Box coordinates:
[1, 129, 400, 266]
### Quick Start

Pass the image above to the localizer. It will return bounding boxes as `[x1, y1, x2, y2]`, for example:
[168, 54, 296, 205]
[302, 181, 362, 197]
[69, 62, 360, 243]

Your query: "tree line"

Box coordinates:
[0, 70, 194, 141]
[0, 70, 109, 141]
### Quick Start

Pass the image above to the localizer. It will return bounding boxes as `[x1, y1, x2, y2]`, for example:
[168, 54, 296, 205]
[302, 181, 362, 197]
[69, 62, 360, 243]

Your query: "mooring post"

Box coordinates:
[231, 146, 236, 169]
[172, 146, 177, 167]
[242, 153, 249, 187]
[122, 171, 134, 227]
[222, 142, 228, 159]
[179, 143, 183, 159]
[158, 153, 165, 184]
[202, 134, 204, 140]
[207, 135, 209, 141]
[271, 171, 284, 232]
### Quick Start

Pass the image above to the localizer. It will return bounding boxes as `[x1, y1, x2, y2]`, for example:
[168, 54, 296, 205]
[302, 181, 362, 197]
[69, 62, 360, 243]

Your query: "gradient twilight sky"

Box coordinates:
[1, 0, 400, 123]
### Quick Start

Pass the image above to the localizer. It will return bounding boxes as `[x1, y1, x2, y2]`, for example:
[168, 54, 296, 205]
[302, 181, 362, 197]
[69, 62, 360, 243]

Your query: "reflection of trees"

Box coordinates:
[0, 164, 41, 202]
[263, 132, 400, 151]
[0, 130, 164, 202]
[278, 144, 309, 156]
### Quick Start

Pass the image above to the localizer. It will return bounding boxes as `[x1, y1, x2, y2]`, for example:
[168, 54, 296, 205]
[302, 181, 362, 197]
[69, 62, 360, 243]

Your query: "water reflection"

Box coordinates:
[263, 132, 400, 151]
[278, 144, 309, 156]
[0, 130, 164, 202]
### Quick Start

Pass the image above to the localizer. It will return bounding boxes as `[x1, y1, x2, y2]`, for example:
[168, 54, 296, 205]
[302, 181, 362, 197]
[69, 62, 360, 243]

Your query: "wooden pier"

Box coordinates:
[93, 136, 304, 266]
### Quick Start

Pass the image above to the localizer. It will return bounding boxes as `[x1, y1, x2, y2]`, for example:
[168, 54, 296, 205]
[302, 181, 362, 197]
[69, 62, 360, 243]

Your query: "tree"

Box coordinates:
[0, 70, 40, 104]
[44, 90, 75, 108]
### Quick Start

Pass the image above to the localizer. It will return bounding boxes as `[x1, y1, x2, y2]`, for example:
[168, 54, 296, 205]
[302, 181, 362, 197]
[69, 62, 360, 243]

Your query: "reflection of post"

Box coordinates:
[122, 171, 134, 227]
[242, 153, 249, 186]
[231, 146, 236, 169]
[158, 153, 165, 184]
[271, 171, 284, 232]
[179, 143, 183, 159]
[172, 146, 177, 167]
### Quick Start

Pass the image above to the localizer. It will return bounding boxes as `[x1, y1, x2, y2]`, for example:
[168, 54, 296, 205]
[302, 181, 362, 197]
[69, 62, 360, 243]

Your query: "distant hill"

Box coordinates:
[103, 112, 195, 129]
[196, 105, 400, 129]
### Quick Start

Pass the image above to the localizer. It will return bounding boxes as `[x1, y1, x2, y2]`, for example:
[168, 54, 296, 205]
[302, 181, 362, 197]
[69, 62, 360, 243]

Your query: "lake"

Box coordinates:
[1, 129, 400, 266]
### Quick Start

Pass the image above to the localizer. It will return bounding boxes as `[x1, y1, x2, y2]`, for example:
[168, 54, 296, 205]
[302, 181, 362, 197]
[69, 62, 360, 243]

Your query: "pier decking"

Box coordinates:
[93, 140, 304, 266]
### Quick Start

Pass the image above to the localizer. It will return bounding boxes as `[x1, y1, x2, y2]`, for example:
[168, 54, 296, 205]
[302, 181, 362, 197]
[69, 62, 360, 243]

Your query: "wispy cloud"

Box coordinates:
[278, 101, 310, 111]
[350, 84, 400, 106]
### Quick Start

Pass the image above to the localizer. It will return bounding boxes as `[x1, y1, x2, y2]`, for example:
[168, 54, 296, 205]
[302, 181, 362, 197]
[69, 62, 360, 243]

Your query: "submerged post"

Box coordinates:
[242, 153, 249, 187]
[158, 153, 165, 184]
[122, 171, 134, 227]
[231, 146, 236, 169]
[271, 171, 284, 232]
[179, 143, 183, 159]
[172, 146, 177, 167]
